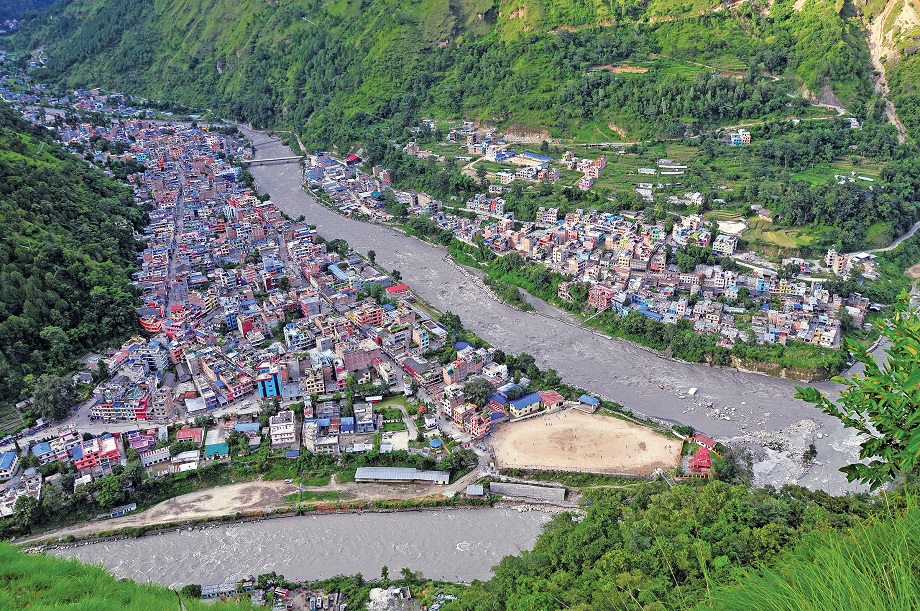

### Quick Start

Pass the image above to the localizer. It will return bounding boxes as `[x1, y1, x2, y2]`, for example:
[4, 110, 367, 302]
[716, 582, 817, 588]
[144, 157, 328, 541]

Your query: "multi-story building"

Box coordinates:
[0, 452, 19, 480]
[134, 340, 170, 373]
[256, 368, 283, 400]
[148, 388, 175, 421]
[269, 410, 297, 448]
[71, 435, 121, 473]
[302, 422, 339, 455]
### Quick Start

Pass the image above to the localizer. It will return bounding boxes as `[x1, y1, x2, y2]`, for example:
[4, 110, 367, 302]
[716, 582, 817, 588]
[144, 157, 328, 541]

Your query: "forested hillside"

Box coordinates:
[444, 480, 914, 611]
[18, 0, 881, 148]
[0, 0, 54, 22]
[0, 103, 143, 406]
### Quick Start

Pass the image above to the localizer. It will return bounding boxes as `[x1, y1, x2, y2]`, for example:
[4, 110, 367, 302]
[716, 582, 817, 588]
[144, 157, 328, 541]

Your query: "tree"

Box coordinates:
[391, 269, 402, 282]
[277, 276, 291, 292]
[464, 378, 494, 407]
[179, 584, 202, 599]
[711, 445, 753, 485]
[121, 461, 145, 488]
[440, 311, 463, 336]
[344, 374, 358, 411]
[169, 440, 199, 456]
[93, 360, 109, 385]
[368, 250, 376, 264]
[380, 565, 389, 581]
[60, 472, 76, 494]
[95, 475, 125, 508]
[33, 374, 77, 422]
[13, 495, 39, 534]
[796, 294, 920, 489]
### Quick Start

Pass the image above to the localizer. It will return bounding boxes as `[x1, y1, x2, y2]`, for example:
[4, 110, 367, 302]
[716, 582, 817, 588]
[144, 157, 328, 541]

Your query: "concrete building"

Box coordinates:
[269, 409, 297, 447]
[0, 451, 19, 480]
[354, 467, 449, 485]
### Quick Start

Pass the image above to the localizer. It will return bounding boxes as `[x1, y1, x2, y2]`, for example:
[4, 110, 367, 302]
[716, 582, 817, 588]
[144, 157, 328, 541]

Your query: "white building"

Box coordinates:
[269, 409, 297, 447]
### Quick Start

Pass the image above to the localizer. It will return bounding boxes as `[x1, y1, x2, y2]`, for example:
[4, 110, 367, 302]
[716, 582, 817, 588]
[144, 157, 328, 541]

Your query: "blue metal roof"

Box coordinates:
[234, 422, 261, 433]
[0, 451, 17, 471]
[509, 392, 541, 410]
[489, 392, 508, 406]
[579, 395, 600, 406]
[32, 442, 52, 456]
[285, 450, 300, 458]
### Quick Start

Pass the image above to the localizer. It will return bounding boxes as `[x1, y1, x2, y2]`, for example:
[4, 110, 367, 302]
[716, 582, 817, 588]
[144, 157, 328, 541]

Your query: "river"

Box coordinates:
[51, 508, 550, 587]
[241, 129, 866, 495]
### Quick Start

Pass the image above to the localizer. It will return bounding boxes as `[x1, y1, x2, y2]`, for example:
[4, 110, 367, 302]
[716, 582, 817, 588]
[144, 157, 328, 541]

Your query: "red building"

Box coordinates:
[466, 412, 492, 438]
[385, 284, 410, 297]
[689, 446, 712, 475]
[693, 433, 717, 450]
[71, 436, 121, 472]
[176, 425, 204, 446]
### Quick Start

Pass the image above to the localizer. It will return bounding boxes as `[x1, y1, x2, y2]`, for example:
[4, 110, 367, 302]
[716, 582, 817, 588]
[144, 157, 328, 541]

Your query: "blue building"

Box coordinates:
[256, 371, 282, 400]
[0, 451, 19, 480]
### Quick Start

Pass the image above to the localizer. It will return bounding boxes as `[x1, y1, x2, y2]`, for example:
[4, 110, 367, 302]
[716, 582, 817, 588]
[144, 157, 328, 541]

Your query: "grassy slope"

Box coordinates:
[701, 504, 920, 610]
[0, 542, 253, 610]
[20, 0, 876, 138]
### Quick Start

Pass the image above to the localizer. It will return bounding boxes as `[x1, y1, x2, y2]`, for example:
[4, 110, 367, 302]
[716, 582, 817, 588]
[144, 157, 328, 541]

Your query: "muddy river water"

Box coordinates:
[52, 508, 549, 587]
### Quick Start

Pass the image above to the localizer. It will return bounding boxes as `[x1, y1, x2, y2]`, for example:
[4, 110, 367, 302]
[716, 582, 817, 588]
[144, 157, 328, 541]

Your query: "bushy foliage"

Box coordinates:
[446, 480, 882, 611]
[0, 104, 142, 405]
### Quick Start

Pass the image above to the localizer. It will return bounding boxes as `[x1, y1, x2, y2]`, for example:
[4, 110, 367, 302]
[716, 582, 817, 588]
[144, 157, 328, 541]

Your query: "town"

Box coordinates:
[0, 105, 700, 539]
[305, 125, 879, 351]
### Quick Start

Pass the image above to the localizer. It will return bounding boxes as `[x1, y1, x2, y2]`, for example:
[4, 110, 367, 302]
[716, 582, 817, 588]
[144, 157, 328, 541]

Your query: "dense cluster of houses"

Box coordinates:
[307, 141, 862, 349]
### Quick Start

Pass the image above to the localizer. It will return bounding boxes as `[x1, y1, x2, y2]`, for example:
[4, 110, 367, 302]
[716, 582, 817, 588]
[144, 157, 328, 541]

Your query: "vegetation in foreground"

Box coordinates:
[444, 479, 917, 611]
[703, 501, 920, 611]
[0, 542, 253, 610]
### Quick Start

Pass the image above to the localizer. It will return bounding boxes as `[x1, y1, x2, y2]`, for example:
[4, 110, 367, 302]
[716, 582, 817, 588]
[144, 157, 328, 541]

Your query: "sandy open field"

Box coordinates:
[906, 263, 920, 278]
[491, 409, 681, 475]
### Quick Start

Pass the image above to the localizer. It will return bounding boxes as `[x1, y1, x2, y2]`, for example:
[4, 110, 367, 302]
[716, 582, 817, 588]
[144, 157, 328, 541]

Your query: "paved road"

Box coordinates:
[242, 128, 870, 495]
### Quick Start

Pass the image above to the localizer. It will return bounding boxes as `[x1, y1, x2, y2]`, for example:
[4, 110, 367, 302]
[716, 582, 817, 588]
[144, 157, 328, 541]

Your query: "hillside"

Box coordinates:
[19, 0, 880, 146]
[703, 502, 920, 610]
[0, 103, 142, 413]
[0, 542, 253, 610]
[443, 480, 903, 611]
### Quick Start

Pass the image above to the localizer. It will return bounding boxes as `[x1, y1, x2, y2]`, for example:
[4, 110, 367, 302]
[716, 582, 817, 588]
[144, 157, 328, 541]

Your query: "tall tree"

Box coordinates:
[463, 378, 494, 407]
[33, 374, 77, 422]
[796, 293, 920, 489]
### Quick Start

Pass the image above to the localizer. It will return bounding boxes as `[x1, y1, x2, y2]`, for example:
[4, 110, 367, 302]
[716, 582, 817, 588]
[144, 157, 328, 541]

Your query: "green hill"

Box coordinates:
[0, 542, 253, 610]
[0, 103, 142, 414]
[18, 0, 878, 146]
[702, 502, 920, 610]
[443, 480, 895, 610]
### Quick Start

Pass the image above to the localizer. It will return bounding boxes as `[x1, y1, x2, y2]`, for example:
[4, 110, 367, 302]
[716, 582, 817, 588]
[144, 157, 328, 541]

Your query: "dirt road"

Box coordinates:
[21, 478, 452, 544]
